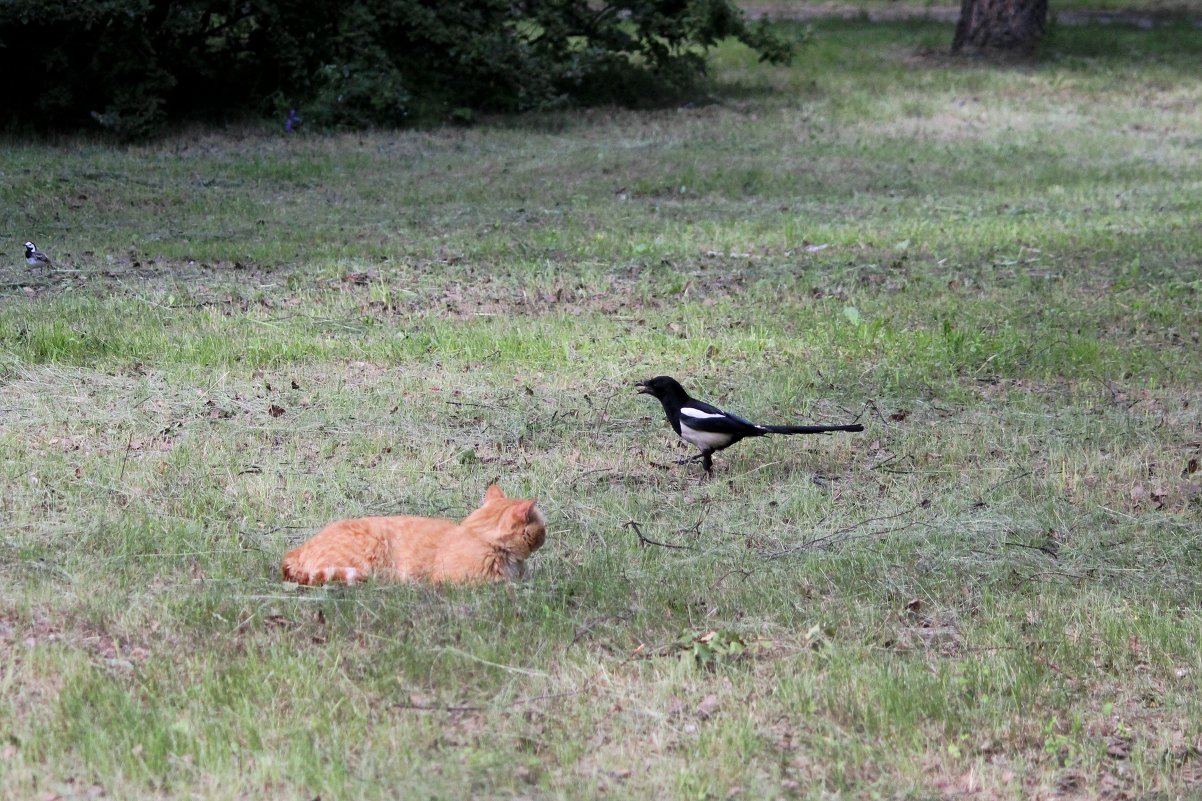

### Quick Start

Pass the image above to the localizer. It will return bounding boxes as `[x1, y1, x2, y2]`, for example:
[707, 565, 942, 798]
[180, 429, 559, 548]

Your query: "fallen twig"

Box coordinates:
[571, 467, 615, 487]
[117, 431, 135, 484]
[863, 399, 893, 427]
[392, 689, 582, 714]
[445, 400, 503, 409]
[677, 515, 704, 539]
[626, 520, 691, 550]
[868, 452, 901, 471]
[764, 502, 925, 559]
[1003, 540, 1057, 558]
[711, 568, 753, 588]
[392, 701, 482, 713]
[440, 646, 550, 676]
[978, 469, 1033, 499]
[1017, 569, 1087, 583]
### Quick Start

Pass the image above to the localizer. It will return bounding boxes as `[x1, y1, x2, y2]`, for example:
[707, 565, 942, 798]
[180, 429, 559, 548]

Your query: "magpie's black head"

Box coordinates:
[636, 375, 687, 399]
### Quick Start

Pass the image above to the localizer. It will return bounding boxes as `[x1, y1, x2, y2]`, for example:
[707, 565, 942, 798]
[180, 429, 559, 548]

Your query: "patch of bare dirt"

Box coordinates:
[0, 255, 284, 300]
[1, 610, 152, 674]
[881, 597, 966, 655]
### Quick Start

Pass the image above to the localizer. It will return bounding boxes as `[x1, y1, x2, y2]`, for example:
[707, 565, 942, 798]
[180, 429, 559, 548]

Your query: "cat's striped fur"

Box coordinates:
[281, 484, 546, 585]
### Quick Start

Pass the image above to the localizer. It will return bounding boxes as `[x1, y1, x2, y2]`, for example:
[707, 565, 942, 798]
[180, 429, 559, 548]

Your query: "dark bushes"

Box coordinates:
[0, 0, 791, 137]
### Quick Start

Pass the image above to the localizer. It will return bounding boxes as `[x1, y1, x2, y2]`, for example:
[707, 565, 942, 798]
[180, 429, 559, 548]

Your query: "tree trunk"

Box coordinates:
[952, 0, 1049, 55]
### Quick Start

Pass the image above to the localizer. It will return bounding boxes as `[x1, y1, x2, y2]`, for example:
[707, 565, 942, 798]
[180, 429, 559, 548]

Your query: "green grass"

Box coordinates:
[745, 0, 1202, 17]
[4, 16, 1202, 801]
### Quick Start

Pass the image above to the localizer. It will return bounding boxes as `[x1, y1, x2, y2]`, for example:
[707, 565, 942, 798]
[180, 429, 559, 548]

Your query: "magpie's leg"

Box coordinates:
[701, 451, 714, 477]
[675, 453, 705, 465]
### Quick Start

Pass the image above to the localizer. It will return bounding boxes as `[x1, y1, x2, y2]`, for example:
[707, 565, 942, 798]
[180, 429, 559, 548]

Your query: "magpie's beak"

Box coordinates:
[635, 380, 653, 395]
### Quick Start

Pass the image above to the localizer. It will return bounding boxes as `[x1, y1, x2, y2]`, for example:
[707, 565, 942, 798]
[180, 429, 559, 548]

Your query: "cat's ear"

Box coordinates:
[513, 499, 539, 523]
[484, 484, 506, 503]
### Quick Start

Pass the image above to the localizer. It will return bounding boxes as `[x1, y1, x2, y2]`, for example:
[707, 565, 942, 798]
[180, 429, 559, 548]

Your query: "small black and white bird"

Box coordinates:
[637, 375, 863, 475]
[24, 241, 52, 270]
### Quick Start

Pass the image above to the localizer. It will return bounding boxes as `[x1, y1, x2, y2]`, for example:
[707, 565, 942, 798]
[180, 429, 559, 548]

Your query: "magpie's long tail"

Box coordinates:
[762, 423, 864, 435]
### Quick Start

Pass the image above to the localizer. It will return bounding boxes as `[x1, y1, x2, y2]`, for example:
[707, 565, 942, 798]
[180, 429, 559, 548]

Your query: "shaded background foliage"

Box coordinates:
[0, 0, 791, 137]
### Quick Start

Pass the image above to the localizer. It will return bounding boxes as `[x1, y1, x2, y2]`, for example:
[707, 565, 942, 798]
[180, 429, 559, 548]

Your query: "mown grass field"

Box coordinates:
[3, 15, 1202, 801]
[747, 0, 1202, 18]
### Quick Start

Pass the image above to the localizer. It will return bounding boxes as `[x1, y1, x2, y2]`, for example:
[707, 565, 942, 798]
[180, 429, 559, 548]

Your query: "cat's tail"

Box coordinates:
[281, 557, 364, 585]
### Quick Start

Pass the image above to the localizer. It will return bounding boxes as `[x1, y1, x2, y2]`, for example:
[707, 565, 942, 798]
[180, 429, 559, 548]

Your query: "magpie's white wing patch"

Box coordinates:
[679, 407, 726, 421]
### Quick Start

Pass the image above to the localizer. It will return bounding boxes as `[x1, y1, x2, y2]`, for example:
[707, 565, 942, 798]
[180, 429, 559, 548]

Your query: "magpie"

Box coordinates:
[24, 241, 52, 270]
[637, 375, 863, 475]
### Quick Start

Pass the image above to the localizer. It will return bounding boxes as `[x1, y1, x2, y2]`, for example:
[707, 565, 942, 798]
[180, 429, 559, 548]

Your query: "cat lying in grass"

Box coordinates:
[282, 484, 546, 585]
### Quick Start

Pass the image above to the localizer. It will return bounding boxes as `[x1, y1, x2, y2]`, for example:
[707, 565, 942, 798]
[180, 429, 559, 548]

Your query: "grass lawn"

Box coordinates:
[3, 15, 1202, 801]
[745, 0, 1202, 18]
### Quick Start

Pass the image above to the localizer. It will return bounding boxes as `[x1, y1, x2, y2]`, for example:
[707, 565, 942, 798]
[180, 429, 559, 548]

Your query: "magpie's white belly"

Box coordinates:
[680, 423, 734, 451]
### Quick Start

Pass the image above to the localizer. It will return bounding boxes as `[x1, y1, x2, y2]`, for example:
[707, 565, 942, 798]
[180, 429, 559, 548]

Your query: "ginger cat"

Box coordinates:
[282, 484, 546, 586]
